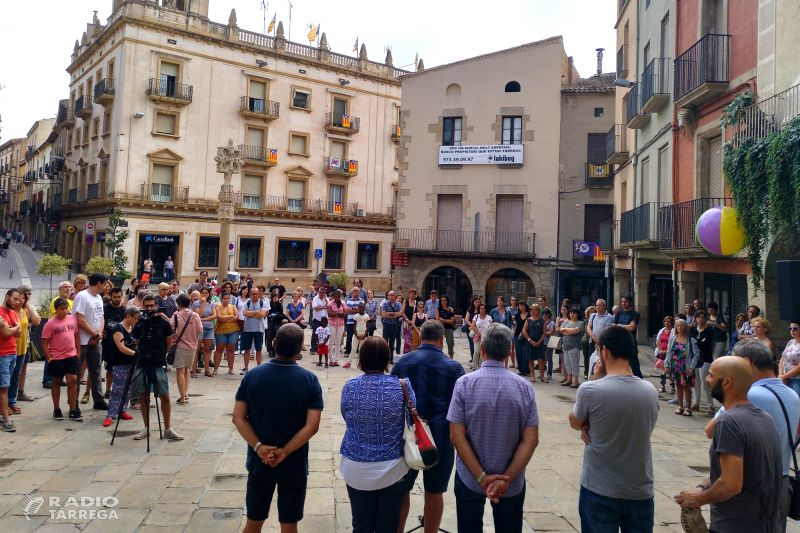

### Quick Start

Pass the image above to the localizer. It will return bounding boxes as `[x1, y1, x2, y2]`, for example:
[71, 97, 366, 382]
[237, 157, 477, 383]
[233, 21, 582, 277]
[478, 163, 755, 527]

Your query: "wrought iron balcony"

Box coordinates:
[585, 163, 614, 187]
[56, 99, 75, 128]
[606, 124, 629, 164]
[617, 44, 628, 78]
[138, 182, 190, 203]
[75, 95, 92, 118]
[620, 202, 669, 246]
[395, 228, 536, 258]
[324, 157, 358, 177]
[625, 83, 649, 129]
[325, 112, 360, 134]
[93, 78, 115, 105]
[232, 194, 394, 221]
[146, 78, 193, 105]
[658, 197, 734, 252]
[241, 145, 278, 166]
[674, 34, 730, 108]
[598, 219, 622, 253]
[239, 96, 279, 120]
[641, 58, 671, 113]
[732, 82, 800, 146]
[391, 124, 401, 143]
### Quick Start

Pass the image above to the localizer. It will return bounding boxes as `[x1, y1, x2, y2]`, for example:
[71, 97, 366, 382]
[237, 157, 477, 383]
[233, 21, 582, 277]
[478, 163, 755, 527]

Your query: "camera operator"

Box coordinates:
[130, 294, 183, 441]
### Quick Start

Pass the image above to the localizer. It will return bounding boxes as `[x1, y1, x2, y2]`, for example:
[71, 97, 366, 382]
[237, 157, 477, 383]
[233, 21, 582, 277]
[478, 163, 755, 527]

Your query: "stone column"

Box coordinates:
[214, 140, 243, 277]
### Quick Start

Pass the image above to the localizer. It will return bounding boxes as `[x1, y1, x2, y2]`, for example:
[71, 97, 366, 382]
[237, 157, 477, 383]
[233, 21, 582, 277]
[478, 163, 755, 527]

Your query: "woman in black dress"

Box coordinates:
[514, 302, 531, 375]
[522, 304, 546, 382]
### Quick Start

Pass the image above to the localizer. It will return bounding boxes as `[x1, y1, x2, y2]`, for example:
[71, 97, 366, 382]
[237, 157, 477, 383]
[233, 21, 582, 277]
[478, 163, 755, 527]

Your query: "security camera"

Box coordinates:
[613, 78, 635, 88]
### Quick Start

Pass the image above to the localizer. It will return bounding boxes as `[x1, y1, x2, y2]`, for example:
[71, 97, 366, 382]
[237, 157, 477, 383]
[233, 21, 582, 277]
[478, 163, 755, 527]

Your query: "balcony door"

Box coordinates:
[287, 179, 305, 212]
[436, 194, 462, 252]
[242, 174, 262, 209]
[585, 204, 614, 243]
[333, 97, 348, 125]
[495, 195, 523, 253]
[151, 164, 174, 202]
[159, 62, 179, 97]
[248, 79, 267, 112]
[706, 136, 724, 198]
[246, 128, 265, 161]
[329, 183, 345, 214]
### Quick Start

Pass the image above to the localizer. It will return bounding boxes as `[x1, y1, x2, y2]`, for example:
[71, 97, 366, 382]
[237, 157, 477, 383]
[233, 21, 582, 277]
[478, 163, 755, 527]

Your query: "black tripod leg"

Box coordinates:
[149, 367, 163, 440]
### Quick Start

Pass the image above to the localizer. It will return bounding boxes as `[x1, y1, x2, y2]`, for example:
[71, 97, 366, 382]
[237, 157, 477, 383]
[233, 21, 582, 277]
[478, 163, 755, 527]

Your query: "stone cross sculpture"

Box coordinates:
[214, 139, 243, 220]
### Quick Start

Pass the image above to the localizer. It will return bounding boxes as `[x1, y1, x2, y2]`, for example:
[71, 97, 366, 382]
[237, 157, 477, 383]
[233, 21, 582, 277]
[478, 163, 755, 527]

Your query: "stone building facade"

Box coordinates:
[55, 0, 404, 288]
[395, 38, 577, 313]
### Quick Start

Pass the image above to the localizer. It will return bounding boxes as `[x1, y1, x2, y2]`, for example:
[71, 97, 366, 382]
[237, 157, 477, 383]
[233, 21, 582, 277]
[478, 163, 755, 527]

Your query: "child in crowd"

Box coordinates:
[316, 317, 330, 368]
[344, 305, 370, 368]
[40, 298, 83, 421]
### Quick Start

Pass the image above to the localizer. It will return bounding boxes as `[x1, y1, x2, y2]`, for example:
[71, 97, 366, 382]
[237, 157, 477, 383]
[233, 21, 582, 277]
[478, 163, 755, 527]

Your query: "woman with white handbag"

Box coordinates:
[340, 336, 417, 532]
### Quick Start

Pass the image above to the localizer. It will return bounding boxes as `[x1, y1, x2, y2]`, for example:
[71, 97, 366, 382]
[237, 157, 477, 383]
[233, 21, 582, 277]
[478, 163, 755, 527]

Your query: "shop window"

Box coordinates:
[238, 237, 262, 269]
[198, 236, 219, 267]
[277, 239, 310, 269]
[356, 242, 379, 270]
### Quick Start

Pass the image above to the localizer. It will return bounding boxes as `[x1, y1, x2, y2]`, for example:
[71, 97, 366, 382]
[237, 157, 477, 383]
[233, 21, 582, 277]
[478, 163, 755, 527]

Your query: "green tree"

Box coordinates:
[36, 254, 71, 299]
[327, 272, 349, 291]
[105, 209, 131, 279]
[84, 256, 115, 275]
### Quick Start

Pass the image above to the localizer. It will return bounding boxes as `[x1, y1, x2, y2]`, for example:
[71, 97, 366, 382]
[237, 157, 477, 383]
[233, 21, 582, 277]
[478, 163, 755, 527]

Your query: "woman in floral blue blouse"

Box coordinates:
[340, 336, 416, 532]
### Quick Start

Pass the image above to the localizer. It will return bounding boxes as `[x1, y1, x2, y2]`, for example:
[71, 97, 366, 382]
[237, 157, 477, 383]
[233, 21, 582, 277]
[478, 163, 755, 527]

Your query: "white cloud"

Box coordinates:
[0, 0, 615, 140]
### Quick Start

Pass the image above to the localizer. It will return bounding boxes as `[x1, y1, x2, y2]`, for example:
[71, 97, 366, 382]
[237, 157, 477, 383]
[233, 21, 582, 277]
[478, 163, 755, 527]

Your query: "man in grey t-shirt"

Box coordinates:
[676, 356, 782, 533]
[570, 325, 659, 531]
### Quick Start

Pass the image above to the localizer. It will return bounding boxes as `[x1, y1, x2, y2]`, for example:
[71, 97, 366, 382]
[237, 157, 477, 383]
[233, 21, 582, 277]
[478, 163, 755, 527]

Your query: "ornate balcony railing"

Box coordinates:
[146, 78, 193, 103]
[658, 197, 734, 251]
[395, 229, 536, 257]
[674, 34, 730, 104]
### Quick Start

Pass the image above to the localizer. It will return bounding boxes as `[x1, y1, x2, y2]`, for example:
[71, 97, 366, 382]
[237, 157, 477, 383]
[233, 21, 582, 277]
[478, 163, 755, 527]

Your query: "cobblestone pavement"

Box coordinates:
[0, 331, 796, 532]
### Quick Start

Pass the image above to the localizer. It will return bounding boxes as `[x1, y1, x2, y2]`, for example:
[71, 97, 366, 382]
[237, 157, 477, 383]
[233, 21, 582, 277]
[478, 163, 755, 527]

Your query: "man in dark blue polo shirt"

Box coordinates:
[233, 324, 323, 533]
[392, 320, 465, 533]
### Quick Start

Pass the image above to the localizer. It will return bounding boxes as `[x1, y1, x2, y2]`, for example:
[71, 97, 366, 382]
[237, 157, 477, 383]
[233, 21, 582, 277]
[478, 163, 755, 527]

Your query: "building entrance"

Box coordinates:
[138, 233, 179, 281]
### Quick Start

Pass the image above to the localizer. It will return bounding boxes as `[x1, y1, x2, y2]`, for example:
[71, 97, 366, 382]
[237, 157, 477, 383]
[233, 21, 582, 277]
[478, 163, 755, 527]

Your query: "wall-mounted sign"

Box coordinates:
[66, 225, 77, 234]
[438, 144, 524, 165]
[142, 234, 178, 244]
[85, 220, 95, 236]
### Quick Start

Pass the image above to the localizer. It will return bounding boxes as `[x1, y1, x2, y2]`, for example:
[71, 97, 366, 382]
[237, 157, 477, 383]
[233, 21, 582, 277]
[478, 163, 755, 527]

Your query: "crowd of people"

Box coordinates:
[1, 262, 799, 533]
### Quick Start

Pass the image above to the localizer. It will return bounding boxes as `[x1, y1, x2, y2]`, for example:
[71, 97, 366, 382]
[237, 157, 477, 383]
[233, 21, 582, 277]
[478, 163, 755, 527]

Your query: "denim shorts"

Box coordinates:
[0, 354, 16, 388]
[200, 326, 215, 341]
[215, 331, 239, 346]
[130, 366, 169, 397]
[240, 331, 264, 352]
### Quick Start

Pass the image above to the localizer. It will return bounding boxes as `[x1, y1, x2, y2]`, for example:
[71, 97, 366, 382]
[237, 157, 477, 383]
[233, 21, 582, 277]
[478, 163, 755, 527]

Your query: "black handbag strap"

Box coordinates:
[761, 384, 799, 474]
[173, 312, 192, 347]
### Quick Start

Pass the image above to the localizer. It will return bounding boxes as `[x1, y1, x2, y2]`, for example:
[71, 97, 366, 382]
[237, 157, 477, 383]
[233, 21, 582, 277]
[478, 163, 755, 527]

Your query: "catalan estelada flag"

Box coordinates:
[342, 115, 351, 128]
[348, 160, 357, 173]
[268, 149, 278, 163]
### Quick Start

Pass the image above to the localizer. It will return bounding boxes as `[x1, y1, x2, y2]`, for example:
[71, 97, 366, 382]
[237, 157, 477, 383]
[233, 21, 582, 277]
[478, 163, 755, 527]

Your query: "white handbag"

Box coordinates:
[399, 379, 439, 471]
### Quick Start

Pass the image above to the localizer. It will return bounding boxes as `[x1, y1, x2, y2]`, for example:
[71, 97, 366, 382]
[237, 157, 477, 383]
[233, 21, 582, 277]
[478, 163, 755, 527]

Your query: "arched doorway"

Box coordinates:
[485, 268, 535, 309]
[423, 266, 473, 315]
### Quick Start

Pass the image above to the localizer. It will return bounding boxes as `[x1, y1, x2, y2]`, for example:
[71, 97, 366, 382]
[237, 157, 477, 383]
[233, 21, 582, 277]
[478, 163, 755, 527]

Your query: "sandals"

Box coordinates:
[674, 408, 685, 415]
[682, 410, 693, 417]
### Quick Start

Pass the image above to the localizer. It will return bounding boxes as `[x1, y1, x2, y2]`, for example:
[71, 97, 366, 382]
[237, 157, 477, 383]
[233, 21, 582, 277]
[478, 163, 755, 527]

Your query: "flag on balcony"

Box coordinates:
[268, 148, 278, 163]
[594, 245, 606, 262]
[341, 115, 351, 128]
[333, 201, 343, 214]
[588, 163, 609, 178]
[573, 240, 597, 257]
[352, 36, 359, 53]
[348, 160, 357, 173]
[267, 13, 276, 34]
[307, 24, 320, 43]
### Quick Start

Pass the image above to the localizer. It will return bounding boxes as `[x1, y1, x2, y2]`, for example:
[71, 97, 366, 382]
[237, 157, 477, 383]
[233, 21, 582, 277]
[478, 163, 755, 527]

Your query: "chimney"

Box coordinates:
[596, 48, 605, 75]
[567, 56, 574, 85]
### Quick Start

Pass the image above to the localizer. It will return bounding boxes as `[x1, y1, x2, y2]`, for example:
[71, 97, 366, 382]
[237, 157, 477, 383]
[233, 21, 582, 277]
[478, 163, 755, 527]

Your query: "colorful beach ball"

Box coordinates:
[695, 206, 745, 256]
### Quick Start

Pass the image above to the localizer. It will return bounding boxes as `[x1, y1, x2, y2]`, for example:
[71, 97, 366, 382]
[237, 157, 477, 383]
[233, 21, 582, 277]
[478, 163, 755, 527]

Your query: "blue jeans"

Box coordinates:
[788, 378, 800, 399]
[8, 354, 25, 407]
[454, 473, 525, 533]
[382, 322, 400, 356]
[579, 487, 654, 533]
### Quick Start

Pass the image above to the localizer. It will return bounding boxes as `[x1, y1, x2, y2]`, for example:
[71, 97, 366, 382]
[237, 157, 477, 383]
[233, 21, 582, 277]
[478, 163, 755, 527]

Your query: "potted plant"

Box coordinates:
[327, 272, 349, 291]
[105, 209, 132, 288]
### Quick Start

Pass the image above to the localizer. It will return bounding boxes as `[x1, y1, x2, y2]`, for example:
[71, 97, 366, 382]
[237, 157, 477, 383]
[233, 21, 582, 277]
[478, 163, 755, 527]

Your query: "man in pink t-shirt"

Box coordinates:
[41, 298, 82, 421]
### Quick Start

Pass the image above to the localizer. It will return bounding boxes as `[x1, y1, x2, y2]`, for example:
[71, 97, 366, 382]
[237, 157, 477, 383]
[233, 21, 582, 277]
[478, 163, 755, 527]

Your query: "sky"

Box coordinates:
[0, 0, 616, 141]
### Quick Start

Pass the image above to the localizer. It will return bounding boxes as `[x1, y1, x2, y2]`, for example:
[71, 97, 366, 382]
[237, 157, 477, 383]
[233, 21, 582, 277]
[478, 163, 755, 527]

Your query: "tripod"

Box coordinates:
[109, 349, 164, 453]
[405, 515, 451, 533]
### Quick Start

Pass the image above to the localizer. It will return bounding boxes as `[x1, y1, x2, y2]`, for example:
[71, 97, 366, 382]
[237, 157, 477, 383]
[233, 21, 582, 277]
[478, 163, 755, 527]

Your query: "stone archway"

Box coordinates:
[484, 268, 536, 308]
[421, 265, 474, 315]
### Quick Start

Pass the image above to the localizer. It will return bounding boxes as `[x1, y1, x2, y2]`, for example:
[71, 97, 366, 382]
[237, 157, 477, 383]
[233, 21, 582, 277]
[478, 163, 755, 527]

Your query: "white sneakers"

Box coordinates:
[133, 427, 184, 441]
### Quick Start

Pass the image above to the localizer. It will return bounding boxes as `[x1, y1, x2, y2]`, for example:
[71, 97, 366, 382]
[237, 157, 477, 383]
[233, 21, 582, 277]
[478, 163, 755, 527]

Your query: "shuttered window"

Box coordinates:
[242, 175, 262, 209]
[707, 136, 723, 198]
[436, 194, 462, 251]
[587, 133, 607, 164]
[495, 195, 524, 253]
[585, 204, 614, 243]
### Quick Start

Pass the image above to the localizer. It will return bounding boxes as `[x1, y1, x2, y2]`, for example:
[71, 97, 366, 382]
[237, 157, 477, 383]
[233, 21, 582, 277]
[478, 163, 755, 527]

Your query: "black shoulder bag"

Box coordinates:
[167, 313, 192, 366]
[762, 384, 800, 520]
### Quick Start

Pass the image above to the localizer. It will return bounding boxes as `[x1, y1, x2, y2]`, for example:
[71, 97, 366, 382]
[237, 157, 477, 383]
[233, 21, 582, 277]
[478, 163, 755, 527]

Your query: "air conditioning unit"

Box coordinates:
[356, 209, 365, 217]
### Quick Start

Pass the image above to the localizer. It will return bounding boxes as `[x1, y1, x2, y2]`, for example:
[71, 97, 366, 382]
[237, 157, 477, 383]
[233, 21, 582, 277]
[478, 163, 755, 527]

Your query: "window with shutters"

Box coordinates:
[640, 157, 650, 205]
[584, 204, 614, 242]
[159, 61, 180, 97]
[437, 194, 462, 251]
[150, 164, 174, 201]
[153, 110, 178, 136]
[197, 235, 219, 268]
[245, 127, 266, 161]
[586, 133, 607, 164]
[238, 237, 262, 269]
[247, 79, 268, 113]
[289, 132, 309, 156]
[241, 174, 262, 209]
[103, 109, 112, 136]
[277, 239, 311, 269]
[329, 183, 345, 214]
[356, 242, 380, 271]
[657, 144, 670, 204]
[324, 241, 344, 270]
[442, 117, 462, 146]
[287, 179, 306, 212]
[501, 116, 522, 145]
[706, 136, 723, 198]
[291, 87, 311, 110]
[495, 195, 524, 253]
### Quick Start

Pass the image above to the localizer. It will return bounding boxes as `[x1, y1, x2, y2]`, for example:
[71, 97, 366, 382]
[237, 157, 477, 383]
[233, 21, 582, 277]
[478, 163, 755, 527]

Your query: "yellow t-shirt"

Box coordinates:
[16, 309, 28, 355]
[214, 303, 239, 334]
[49, 297, 73, 318]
